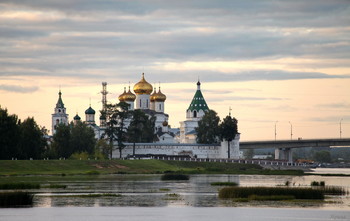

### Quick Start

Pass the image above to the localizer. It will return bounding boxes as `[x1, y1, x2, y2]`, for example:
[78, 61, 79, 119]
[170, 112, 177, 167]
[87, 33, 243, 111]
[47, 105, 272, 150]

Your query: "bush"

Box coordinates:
[0, 192, 34, 207]
[161, 174, 189, 181]
[219, 187, 324, 200]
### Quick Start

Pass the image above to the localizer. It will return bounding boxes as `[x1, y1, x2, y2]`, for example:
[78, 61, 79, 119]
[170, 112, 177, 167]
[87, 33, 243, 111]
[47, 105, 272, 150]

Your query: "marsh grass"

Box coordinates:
[161, 174, 189, 181]
[41, 184, 67, 189]
[0, 183, 40, 190]
[219, 187, 325, 200]
[0, 192, 33, 207]
[211, 182, 238, 186]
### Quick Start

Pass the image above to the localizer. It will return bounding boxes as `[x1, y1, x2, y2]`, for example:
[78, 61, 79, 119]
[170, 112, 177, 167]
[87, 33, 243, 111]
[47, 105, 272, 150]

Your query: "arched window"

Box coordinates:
[159, 104, 161, 110]
[193, 110, 197, 118]
[146, 99, 148, 108]
[56, 119, 59, 125]
[140, 99, 141, 107]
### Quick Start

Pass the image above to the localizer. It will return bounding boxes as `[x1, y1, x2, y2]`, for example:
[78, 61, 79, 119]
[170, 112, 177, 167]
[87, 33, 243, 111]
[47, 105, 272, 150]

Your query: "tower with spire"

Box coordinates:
[179, 80, 209, 143]
[51, 90, 69, 134]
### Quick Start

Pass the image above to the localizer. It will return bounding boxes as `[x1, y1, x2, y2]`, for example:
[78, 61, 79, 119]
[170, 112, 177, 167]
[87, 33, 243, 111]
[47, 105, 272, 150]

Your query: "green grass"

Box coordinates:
[0, 160, 304, 176]
[219, 187, 325, 200]
[0, 192, 33, 207]
[211, 182, 238, 186]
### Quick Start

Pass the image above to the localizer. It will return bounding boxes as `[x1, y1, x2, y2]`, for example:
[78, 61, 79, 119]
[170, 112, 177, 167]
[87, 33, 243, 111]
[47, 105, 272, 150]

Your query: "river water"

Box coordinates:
[1, 168, 350, 220]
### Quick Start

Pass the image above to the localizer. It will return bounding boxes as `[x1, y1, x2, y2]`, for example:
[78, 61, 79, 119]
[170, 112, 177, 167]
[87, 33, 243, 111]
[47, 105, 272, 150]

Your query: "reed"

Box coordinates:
[0, 192, 34, 207]
[219, 187, 324, 200]
[161, 174, 189, 181]
[211, 182, 238, 186]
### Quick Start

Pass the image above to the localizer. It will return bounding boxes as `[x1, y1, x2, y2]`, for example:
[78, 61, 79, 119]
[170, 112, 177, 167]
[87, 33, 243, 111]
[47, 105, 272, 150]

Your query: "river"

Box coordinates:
[1, 168, 350, 220]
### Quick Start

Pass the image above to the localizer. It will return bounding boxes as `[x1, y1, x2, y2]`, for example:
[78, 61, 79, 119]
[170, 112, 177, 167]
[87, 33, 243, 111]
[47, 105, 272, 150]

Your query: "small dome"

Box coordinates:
[85, 106, 95, 114]
[150, 87, 157, 102]
[154, 87, 166, 102]
[133, 73, 153, 95]
[74, 114, 81, 120]
[162, 120, 168, 127]
[118, 87, 127, 102]
[124, 87, 136, 102]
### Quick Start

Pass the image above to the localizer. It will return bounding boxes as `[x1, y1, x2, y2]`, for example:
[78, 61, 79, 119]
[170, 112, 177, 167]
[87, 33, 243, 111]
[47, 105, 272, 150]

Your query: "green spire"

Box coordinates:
[187, 81, 209, 112]
[56, 90, 65, 108]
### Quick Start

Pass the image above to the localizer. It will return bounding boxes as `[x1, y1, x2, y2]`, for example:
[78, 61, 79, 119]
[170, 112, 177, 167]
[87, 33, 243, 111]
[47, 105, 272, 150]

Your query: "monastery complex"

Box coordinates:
[51, 73, 240, 159]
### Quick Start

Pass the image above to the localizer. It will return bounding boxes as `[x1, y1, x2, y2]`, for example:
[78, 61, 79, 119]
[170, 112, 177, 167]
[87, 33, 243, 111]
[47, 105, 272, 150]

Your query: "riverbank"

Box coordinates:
[0, 160, 305, 176]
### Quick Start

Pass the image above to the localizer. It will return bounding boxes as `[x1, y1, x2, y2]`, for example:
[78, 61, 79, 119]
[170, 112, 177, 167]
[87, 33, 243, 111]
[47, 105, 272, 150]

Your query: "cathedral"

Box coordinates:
[51, 73, 210, 144]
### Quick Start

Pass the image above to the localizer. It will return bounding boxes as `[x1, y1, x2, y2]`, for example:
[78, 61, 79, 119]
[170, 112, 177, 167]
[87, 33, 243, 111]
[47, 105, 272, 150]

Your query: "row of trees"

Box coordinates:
[0, 106, 47, 160]
[195, 110, 239, 158]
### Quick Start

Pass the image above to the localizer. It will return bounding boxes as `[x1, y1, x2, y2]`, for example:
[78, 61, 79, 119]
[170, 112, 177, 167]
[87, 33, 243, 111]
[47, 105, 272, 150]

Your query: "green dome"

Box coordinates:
[85, 106, 95, 114]
[73, 114, 81, 120]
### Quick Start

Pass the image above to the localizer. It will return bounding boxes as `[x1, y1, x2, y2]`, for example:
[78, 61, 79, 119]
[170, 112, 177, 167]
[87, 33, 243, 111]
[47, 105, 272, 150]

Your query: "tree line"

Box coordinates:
[0, 106, 47, 160]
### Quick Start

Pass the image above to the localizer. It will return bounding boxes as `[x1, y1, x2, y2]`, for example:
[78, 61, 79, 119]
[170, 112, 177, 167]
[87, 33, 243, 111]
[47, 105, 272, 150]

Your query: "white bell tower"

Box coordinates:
[51, 90, 69, 135]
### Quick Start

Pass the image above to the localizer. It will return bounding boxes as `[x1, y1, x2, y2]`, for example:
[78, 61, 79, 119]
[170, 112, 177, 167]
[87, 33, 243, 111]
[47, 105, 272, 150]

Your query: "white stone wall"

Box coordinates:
[112, 134, 240, 159]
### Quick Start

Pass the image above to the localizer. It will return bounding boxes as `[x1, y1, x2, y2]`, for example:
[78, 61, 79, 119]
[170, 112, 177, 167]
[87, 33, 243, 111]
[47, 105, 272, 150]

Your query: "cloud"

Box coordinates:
[0, 84, 39, 93]
[0, 0, 349, 85]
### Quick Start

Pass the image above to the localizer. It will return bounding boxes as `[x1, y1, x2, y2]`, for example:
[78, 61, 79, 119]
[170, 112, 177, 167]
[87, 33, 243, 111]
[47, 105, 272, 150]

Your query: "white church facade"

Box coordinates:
[51, 73, 240, 159]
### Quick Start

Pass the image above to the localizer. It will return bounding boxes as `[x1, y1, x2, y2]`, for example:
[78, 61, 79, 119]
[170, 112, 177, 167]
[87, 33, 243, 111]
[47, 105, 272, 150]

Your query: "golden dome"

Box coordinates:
[162, 120, 168, 127]
[119, 87, 136, 102]
[124, 86, 136, 102]
[118, 87, 127, 102]
[154, 87, 166, 102]
[133, 73, 153, 95]
[150, 87, 157, 102]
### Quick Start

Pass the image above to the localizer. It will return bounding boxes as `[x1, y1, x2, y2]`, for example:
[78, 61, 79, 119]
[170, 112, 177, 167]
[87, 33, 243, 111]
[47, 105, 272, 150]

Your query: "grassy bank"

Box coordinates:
[0, 160, 304, 176]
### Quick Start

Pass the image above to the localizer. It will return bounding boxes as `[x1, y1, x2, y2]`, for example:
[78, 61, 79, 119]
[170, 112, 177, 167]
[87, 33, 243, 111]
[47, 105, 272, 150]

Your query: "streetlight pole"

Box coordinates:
[340, 118, 343, 139]
[274, 121, 278, 141]
[289, 121, 293, 140]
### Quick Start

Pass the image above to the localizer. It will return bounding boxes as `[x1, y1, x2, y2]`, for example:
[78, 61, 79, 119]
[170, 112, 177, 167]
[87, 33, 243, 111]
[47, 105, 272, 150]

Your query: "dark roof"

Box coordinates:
[56, 91, 65, 108]
[73, 114, 81, 120]
[85, 106, 96, 114]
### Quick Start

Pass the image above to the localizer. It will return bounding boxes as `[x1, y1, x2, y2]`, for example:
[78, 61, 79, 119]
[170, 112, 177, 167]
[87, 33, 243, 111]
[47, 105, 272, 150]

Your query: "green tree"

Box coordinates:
[103, 102, 130, 159]
[219, 115, 238, 158]
[0, 107, 19, 159]
[195, 110, 220, 144]
[51, 124, 71, 158]
[95, 139, 110, 159]
[244, 149, 254, 159]
[17, 117, 47, 159]
[70, 121, 96, 155]
[126, 109, 156, 155]
[313, 150, 331, 163]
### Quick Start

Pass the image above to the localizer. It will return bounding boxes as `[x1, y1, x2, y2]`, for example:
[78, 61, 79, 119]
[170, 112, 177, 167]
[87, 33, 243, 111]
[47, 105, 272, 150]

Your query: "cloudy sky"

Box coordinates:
[1, 0, 349, 140]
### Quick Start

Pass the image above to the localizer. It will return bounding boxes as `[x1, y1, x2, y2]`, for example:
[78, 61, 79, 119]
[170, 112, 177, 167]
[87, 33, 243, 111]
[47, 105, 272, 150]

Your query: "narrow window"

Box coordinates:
[193, 110, 197, 118]
[159, 104, 161, 110]
[140, 99, 141, 107]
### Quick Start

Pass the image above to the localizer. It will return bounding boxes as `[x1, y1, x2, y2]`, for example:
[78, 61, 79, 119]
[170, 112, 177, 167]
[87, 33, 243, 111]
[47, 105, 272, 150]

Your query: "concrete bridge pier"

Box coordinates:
[275, 148, 293, 163]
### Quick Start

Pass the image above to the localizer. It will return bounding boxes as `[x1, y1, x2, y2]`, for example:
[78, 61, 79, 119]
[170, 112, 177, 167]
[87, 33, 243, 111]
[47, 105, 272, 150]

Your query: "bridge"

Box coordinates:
[240, 138, 350, 162]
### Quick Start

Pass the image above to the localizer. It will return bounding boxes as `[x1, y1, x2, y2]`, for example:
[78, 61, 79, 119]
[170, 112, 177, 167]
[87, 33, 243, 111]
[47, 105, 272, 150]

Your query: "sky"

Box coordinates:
[0, 0, 349, 141]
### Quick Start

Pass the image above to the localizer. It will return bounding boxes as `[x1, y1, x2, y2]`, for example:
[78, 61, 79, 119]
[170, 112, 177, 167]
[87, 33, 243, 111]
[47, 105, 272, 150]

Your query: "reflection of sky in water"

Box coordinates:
[30, 172, 350, 209]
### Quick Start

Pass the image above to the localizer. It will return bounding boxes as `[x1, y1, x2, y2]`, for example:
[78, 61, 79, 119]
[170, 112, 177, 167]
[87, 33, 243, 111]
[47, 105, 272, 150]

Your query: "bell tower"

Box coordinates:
[51, 90, 69, 135]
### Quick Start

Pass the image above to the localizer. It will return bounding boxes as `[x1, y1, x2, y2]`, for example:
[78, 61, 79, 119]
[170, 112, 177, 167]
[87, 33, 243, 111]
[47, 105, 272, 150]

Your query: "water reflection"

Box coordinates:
[28, 173, 350, 209]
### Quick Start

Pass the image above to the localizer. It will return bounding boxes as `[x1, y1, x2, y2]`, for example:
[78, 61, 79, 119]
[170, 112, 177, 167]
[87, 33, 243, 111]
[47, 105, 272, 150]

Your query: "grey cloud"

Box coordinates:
[0, 84, 39, 93]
